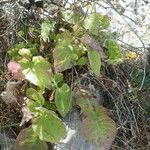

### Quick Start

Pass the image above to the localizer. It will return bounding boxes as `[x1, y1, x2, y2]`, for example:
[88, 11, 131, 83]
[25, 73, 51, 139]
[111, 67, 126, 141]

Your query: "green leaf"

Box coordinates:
[32, 108, 66, 143]
[8, 43, 38, 60]
[18, 48, 32, 58]
[52, 73, 64, 88]
[83, 13, 110, 35]
[77, 57, 88, 66]
[41, 20, 55, 42]
[77, 98, 117, 149]
[19, 56, 53, 89]
[27, 98, 39, 113]
[98, 31, 111, 45]
[8, 42, 26, 60]
[55, 83, 72, 117]
[53, 33, 78, 72]
[104, 40, 122, 64]
[88, 49, 101, 76]
[15, 126, 48, 150]
[26, 88, 45, 105]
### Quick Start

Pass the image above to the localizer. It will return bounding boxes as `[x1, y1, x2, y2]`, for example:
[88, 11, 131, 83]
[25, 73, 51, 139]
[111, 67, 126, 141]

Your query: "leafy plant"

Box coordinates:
[8, 8, 121, 149]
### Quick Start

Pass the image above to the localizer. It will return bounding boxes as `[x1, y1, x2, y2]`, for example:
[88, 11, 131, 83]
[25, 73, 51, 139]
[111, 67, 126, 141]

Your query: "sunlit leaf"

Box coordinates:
[41, 20, 55, 42]
[88, 49, 101, 76]
[18, 48, 32, 57]
[32, 108, 66, 143]
[83, 13, 110, 35]
[19, 56, 53, 89]
[53, 33, 78, 72]
[15, 126, 48, 150]
[73, 24, 85, 37]
[26, 88, 45, 105]
[55, 83, 72, 117]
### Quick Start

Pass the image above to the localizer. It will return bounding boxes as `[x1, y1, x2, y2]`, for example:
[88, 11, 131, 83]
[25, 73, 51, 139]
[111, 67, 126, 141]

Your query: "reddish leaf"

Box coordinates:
[81, 34, 106, 59]
[7, 61, 25, 80]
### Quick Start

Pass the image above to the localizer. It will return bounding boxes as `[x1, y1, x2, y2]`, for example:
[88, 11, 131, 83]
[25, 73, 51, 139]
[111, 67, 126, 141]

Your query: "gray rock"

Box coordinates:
[54, 108, 99, 150]
[0, 132, 15, 150]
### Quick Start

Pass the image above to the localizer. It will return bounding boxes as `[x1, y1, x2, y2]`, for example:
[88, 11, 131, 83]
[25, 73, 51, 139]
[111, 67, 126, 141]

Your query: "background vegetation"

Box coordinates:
[0, 0, 150, 150]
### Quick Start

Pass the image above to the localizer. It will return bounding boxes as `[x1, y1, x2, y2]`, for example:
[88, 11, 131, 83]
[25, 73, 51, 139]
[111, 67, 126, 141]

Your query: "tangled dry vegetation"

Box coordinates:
[0, 1, 150, 150]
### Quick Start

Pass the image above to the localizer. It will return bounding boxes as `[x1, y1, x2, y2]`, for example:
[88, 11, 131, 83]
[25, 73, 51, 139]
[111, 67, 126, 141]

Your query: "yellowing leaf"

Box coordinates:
[88, 49, 101, 76]
[53, 33, 78, 72]
[55, 83, 72, 117]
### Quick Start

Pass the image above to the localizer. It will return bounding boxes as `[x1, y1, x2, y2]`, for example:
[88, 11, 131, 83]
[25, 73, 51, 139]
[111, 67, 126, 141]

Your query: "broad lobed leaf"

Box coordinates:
[19, 56, 53, 89]
[32, 108, 66, 143]
[75, 90, 117, 150]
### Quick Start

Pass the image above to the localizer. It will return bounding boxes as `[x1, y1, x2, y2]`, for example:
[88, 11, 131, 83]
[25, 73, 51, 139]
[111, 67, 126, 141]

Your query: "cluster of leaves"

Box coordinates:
[8, 7, 121, 149]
